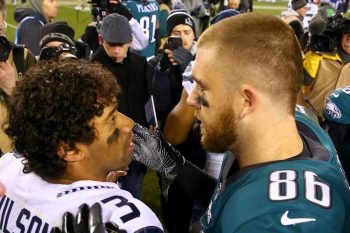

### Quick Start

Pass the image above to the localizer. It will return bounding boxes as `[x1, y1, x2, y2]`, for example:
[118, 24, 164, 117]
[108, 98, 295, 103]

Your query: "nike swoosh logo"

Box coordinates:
[281, 210, 316, 226]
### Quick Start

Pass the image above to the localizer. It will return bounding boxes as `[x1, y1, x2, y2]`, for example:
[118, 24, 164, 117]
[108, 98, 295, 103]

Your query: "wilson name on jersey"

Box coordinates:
[0, 153, 163, 233]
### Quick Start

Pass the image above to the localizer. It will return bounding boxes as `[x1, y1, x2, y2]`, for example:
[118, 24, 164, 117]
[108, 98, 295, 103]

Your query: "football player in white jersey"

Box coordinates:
[0, 59, 163, 233]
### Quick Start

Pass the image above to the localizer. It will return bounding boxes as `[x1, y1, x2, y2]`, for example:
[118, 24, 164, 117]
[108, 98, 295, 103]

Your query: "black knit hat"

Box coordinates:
[342, 18, 350, 33]
[291, 0, 307, 10]
[167, 10, 196, 36]
[40, 21, 75, 48]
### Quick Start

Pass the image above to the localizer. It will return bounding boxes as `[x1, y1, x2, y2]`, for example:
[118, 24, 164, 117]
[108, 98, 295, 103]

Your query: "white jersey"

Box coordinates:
[0, 153, 163, 233]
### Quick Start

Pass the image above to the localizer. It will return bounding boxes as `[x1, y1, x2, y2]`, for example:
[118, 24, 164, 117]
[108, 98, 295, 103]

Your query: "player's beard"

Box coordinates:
[201, 105, 237, 153]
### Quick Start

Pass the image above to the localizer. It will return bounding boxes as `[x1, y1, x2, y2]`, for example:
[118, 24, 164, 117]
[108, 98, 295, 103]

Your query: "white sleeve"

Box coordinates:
[130, 18, 149, 51]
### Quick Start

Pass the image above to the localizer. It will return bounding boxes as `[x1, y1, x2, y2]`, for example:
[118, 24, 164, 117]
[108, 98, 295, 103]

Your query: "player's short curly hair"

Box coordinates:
[4, 59, 120, 179]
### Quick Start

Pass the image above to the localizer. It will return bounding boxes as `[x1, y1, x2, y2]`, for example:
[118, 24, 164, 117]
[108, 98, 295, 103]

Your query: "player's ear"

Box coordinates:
[239, 84, 259, 119]
[57, 142, 85, 162]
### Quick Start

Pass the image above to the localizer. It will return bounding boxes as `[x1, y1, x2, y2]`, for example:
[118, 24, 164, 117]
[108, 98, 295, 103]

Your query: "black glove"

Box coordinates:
[159, 53, 171, 72]
[52, 203, 126, 233]
[172, 46, 194, 73]
[132, 123, 185, 175]
[108, 2, 133, 21]
[75, 40, 90, 59]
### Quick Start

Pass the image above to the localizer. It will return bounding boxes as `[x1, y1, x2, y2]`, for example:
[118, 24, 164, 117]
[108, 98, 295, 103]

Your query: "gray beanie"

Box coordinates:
[291, 0, 307, 10]
[30, 0, 43, 14]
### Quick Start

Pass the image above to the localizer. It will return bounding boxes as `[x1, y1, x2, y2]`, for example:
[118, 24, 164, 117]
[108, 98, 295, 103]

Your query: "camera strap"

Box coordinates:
[12, 45, 25, 78]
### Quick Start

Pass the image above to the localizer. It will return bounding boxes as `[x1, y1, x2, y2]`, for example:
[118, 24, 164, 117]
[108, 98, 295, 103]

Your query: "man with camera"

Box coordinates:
[303, 12, 350, 120]
[38, 21, 82, 61]
[0, 0, 36, 153]
[150, 9, 197, 125]
[148, 9, 206, 233]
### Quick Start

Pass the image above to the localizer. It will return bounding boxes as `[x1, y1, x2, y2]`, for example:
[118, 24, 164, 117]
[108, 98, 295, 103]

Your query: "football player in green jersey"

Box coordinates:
[132, 12, 350, 233]
[122, 0, 160, 60]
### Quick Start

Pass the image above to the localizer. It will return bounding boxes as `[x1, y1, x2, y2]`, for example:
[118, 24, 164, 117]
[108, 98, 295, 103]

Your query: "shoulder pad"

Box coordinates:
[295, 105, 337, 156]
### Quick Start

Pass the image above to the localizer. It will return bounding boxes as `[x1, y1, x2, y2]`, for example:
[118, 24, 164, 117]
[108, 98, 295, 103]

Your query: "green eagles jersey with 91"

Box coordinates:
[123, 0, 159, 60]
[200, 105, 350, 233]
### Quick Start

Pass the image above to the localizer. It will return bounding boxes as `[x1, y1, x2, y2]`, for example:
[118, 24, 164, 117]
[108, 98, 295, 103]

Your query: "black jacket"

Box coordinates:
[148, 54, 184, 125]
[14, 8, 47, 55]
[91, 46, 149, 126]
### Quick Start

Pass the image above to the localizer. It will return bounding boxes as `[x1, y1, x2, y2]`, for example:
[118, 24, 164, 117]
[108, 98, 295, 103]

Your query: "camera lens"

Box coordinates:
[0, 36, 11, 62]
[39, 47, 59, 61]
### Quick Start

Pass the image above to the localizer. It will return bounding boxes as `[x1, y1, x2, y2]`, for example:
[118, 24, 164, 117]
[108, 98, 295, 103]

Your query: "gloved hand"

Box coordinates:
[132, 123, 185, 175]
[172, 46, 194, 73]
[108, 2, 133, 21]
[52, 203, 126, 233]
[159, 53, 171, 72]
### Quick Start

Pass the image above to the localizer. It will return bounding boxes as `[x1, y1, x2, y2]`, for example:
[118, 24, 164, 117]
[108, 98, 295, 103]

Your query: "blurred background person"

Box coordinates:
[122, 0, 160, 60]
[14, 0, 58, 55]
[216, 0, 251, 13]
[0, 0, 36, 154]
[149, 9, 196, 127]
[281, 0, 307, 44]
[182, 0, 211, 37]
[228, 0, 240, 10]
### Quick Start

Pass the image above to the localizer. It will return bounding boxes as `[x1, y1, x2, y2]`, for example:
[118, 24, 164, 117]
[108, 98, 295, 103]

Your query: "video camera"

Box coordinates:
[89, 0, 132, 22]
[89, 0, 109, 22]
[89, 0, 131, 22]
[39, 43, 78, 61]
[308, 11, 349, 53]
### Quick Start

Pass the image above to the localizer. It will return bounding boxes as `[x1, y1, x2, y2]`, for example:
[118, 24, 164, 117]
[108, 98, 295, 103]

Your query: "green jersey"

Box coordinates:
[123, 0, 160, 60]
[201, 108, 350, 233]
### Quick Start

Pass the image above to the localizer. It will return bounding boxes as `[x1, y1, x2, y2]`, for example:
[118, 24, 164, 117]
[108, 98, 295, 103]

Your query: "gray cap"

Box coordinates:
[291, 0, 307, 10]
[100, 13, 132, 44]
